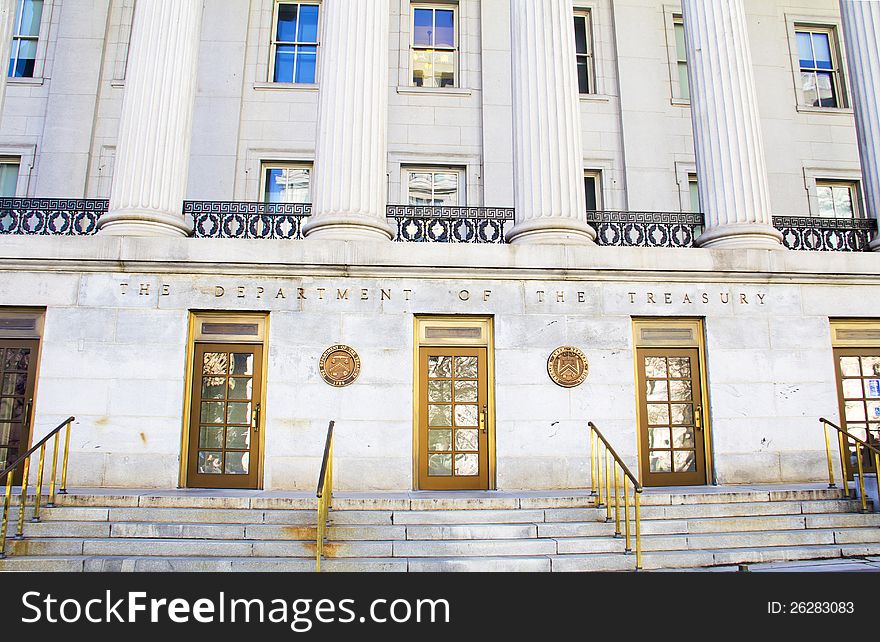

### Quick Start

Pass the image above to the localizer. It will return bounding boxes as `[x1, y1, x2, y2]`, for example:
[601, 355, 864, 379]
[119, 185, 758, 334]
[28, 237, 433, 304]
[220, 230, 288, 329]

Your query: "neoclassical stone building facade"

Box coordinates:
[0, 0, 878, 493]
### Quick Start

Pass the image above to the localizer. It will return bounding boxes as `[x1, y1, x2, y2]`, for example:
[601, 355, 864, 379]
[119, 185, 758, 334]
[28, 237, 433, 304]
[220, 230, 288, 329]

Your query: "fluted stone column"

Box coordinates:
[0, 0, 16, 115]
[506, 0, 596, 245]
[98, 0, 203, 237]
[682, 0, 783, 250]
[839, 1, 880, 252]
[303, 0, 393, 241]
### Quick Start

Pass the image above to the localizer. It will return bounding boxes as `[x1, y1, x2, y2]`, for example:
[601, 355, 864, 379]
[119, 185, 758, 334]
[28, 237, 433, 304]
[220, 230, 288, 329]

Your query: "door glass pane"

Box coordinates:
[231, 353, 254, 375]
[456, 429, 479, 452]
[428, 355, 451, 378]
[454, 405, 478, 427]
[842, 378, 863, 399]
[428, 404, 452, 427]
[644, 357, 667, 378]
[670, 404, 694, 425]
[866, 401, 880, 423]
[454, 380, 477, 403]
[0, 398, 11, 421]
[428, 453, 452, 476]
[839, 357, 860, 376]
[428, 429, 452, 452]
[198, 452, 223, 474]
[227, 402, 251, 425]
[862, 357, 880, 376]
[667, 357, 692, 378]
[4, 348, 29, 371]
[225, 452, 249, 475]
[226, 425, 250, 449]
[200, 402, 225, 424]
[674, 451, 697, 473]
[199, 426, 224, 449]
[672, 427, 695, 448]
[201, 377, 226, 400]
[454, 453, 478, 476]
[428, 381, 452, 402]
[845, 401, 866, 422]
[454, 356, 478, 379]
[645, 380, 668, 402]
[647, 404, 670, 426]
[228, 378, 253, 401]
[1, 373, 26, 396]
[669, 380, 692, 401]
[203, 353, 228, 375]
[648, 427, 670, 449]
[650, 452, 672, 473]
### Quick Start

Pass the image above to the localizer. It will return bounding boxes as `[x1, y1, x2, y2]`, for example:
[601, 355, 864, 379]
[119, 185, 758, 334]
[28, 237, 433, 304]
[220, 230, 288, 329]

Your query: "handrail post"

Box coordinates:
[590, 428, 597, 496]
[838, 431, 850, 499]
[635, 490, 642, 570]
[613, 464, 621, 537]
[47, 432, 60, 507]
[14, 458, 29, 539]
[623, 476, 632, 552]
[32, 443, 46, 523]
[855, 442, 868, 513]
[0, 474, 13, 558]
[596, 442, 604, 507]
[59, 419, 72, 495]
[604, 449, 611, 522]
[822, 420, 836, 489]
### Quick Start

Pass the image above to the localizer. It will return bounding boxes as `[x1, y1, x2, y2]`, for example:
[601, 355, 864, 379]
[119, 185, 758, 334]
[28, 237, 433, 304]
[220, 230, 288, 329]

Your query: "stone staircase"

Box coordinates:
[1, 485, 878, 572]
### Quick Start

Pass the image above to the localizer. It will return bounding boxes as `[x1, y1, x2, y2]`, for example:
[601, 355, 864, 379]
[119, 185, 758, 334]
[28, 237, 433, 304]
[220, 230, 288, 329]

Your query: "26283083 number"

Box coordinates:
[768, 602, 855, 614]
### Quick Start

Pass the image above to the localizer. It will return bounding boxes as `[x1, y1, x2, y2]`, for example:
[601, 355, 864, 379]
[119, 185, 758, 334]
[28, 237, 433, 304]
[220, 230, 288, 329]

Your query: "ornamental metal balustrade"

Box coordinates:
[773, 216, 878, 253]
[0, 198, 106, 236]
[2, 200, 878, 252]
[387, 205, 515, 244]
[586, 211, 704, 248]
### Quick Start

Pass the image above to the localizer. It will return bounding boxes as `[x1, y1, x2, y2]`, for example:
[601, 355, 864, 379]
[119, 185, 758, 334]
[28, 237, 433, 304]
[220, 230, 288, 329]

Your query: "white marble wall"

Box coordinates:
[0, 251, 867, 490]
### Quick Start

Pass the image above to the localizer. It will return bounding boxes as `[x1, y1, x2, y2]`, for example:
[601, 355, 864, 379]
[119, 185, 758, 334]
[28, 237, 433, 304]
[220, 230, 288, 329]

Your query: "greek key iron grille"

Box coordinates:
[186, 201, 312, 240]
[773, 216, 877, 252]
[388, 206, 515, 244]
[586, 211, 704, 248]
[0, 198, 106, 236]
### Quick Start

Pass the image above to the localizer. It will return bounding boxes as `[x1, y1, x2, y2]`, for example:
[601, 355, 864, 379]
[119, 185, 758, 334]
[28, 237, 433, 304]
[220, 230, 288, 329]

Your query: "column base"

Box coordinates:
[98, 209, 192, 237]
[696, 223, 784, 250]
[505, 218, 597, 246]
[303, 213, 394, 242]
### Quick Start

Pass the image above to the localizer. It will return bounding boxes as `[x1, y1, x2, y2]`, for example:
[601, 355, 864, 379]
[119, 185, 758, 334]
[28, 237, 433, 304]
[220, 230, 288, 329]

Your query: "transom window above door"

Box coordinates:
[411, 5, 457, 88]
[262, 162, 311, 203]
[407, 168, 462, 206]
[271, 1, 320, 84]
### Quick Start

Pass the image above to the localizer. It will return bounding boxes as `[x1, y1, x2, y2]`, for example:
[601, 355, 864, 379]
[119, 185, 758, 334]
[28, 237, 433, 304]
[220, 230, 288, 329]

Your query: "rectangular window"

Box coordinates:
[0, 159, 19, 197]
[262, 163, 311, 203]
[407, 168, 462, 206]
[8, 0, 43, 78]
[816, 180, 859, 219]
[688, 175, 700, 213]
[584, 171, 602, 211]
[411, 5, 456, 88]
[573, 11, 594, 95]
[795, 26, 844, 108]
[673, 16, 689, 100]
[270, 2, 320, 84]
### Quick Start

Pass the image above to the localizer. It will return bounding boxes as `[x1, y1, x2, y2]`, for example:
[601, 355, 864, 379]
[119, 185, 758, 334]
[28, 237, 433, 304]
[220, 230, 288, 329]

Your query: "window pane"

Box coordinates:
[678, 62, 690, 100]
[801, 71, 819, 106]
[435, 51, 455, 87]
[816, 71, 836, 107]
[674, 23, 687, 59]
[0, 163, 19, 197]
[574, 16, 588, 55]
[409, 172, 433, 205]
[435, 10, 455, 48]
[273, 44, 295, 82]
[817, 186, 835, 217]
[584, 176, 597, 211]
[412, 49, 431, 87]
[796, 31, 814, 68]
[17, 0, 43, 37]
[297, 4, 319, 42]
[276, 3, 298, 42]
[11, 38, 37, 78]
[577, 58, 590, 94]
[413, 8, 433, 47]
[295, 45, 317, 83]
[832, 186, 854, 218]
[811, 33, 833, 69]
[689, 179, 700, 213]
[433, 173, 459, 206]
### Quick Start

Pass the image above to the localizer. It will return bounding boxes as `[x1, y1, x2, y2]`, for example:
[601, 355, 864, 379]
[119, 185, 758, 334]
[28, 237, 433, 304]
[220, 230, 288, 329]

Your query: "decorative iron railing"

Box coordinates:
[774, 216, 877, 252]
[0, 199, 105, 236]
[185, 201, 312, 240]
[387, 205, 515, 244]
[586, 211, 704, 248]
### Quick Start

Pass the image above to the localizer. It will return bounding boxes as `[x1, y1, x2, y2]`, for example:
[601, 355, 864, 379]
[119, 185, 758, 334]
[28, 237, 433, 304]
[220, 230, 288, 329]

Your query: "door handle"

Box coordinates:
[479, 404, 488, 434]
[694, 406, 703, 432]
[22, 398, 33, 431]
[252, 403, 261, 433]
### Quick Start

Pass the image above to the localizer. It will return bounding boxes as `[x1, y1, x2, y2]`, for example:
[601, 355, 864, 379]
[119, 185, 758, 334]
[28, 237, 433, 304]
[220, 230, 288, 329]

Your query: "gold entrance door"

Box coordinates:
[834, 348, 880, 477]
[637, 348, 707, 487]
[0, 340, 38, 485]
[419, 347, 489, 490]
[187, 343, 263, 489]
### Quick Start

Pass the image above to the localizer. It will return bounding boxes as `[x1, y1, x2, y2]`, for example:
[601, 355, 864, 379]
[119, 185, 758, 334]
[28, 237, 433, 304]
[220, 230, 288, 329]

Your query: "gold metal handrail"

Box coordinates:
[589, 422, 643, 570]
[1, 416, 75, 559]
[820, 417, 880, 513]
[315, 420, 335, 573]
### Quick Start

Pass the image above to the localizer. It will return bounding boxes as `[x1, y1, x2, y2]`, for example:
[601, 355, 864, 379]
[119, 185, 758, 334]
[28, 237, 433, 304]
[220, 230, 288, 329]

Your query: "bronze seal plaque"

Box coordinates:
[548, 346, 589, 388]
[319, 345, 361, 388]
